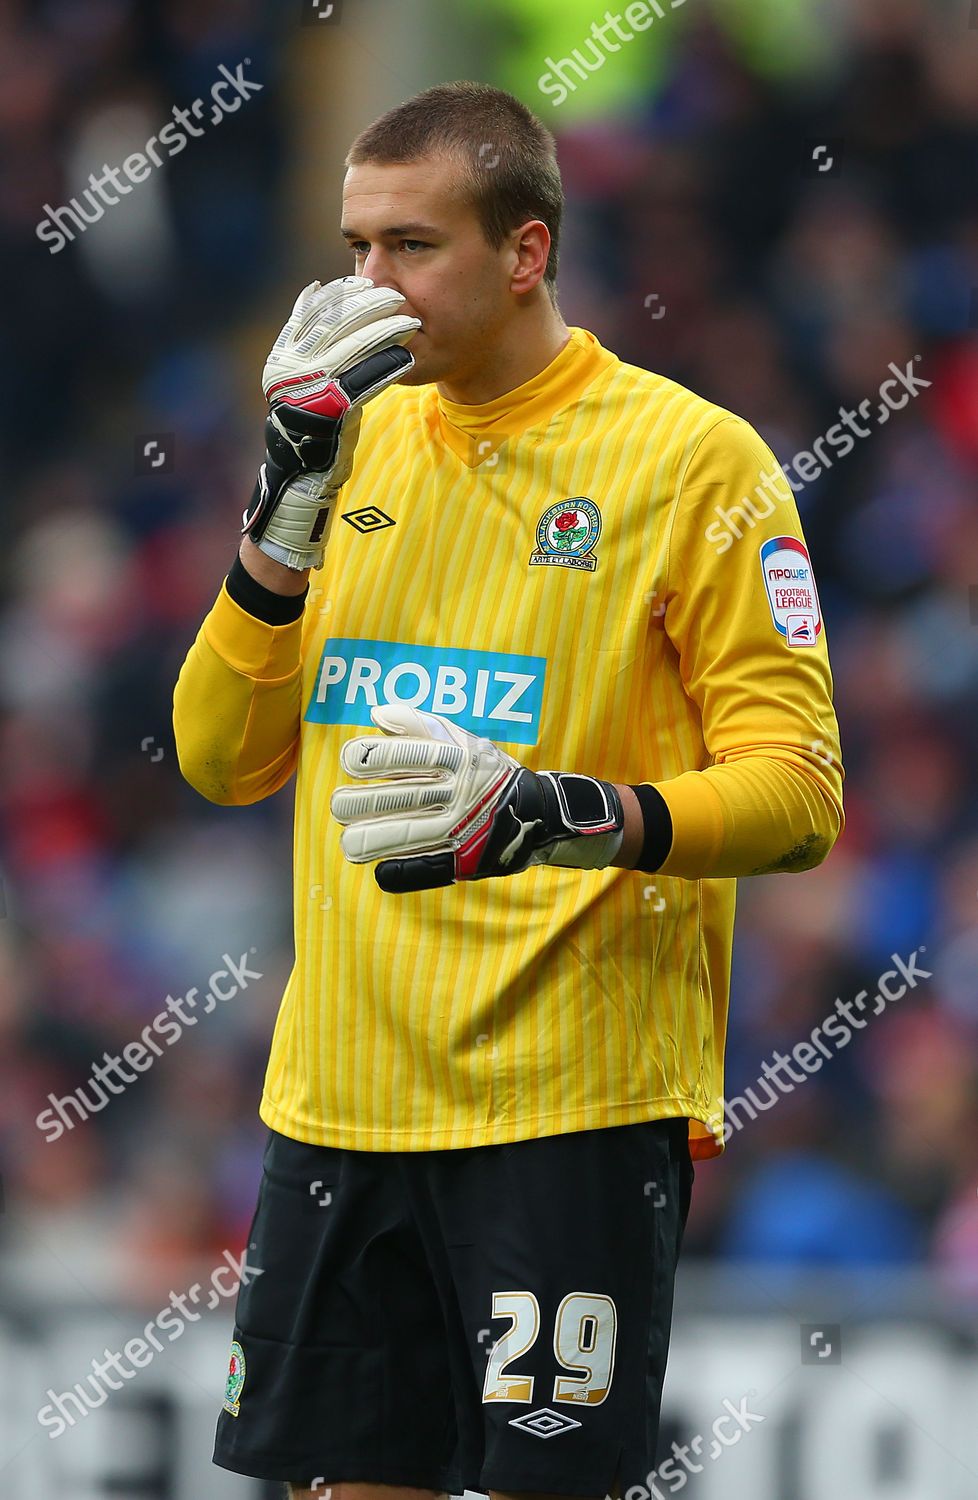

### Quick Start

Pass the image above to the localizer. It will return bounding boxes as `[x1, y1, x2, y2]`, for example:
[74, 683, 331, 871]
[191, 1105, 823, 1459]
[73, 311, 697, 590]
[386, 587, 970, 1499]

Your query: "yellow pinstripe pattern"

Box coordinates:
[248, 328, 838, 1159]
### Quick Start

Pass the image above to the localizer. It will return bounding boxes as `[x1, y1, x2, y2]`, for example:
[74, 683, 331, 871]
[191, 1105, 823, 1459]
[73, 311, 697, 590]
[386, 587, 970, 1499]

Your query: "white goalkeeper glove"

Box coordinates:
[330, 705, 625, 892]
[241, 276, 421, 571]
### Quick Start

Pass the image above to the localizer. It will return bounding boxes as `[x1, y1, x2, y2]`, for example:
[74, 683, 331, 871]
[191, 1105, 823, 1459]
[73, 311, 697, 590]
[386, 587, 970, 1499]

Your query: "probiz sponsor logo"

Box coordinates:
[305, 639, 546, 746]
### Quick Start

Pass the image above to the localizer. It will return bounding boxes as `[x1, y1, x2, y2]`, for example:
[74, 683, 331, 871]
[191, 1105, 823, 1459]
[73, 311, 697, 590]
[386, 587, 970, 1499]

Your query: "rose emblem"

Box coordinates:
[552, 509, 589, 549]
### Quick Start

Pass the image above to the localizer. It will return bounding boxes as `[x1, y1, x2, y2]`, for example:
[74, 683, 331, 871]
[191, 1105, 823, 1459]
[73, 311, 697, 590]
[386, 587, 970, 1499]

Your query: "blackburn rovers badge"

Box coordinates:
[530, 498, 601, 572]
[223, 1340, 246, 1416]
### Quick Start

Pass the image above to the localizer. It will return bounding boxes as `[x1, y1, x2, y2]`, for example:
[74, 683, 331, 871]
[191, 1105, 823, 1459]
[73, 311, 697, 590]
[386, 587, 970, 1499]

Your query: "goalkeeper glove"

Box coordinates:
[241, 276, 420, 571]
[330, 705, 625, 892]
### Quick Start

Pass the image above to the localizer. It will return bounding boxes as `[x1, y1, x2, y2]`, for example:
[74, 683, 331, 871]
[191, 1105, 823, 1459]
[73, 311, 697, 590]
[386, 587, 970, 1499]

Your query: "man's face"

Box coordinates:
[340, 154, 519, 388]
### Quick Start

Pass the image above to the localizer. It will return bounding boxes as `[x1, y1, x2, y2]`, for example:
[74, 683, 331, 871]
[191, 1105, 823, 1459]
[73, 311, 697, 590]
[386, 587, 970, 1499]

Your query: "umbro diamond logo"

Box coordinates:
[342, 506, 395, 533]
[507, 1407, 583, 1439]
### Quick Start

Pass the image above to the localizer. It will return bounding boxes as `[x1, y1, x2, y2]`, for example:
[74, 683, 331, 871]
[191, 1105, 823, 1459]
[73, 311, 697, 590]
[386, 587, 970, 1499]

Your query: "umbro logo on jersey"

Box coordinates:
[507, 1407, 583, 1439]
[342, 506, 395, 533]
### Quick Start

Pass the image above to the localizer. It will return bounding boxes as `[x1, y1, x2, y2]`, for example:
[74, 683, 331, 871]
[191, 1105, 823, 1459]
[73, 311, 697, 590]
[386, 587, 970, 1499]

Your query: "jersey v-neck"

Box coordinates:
[432, 327, 617, 465]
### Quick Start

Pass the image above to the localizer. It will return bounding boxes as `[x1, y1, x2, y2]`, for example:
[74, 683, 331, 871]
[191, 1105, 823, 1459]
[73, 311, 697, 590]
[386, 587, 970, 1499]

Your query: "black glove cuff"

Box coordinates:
[225, 551, 308, 625]
[540, 771, 624, 836]
[627, 783, 674, 873]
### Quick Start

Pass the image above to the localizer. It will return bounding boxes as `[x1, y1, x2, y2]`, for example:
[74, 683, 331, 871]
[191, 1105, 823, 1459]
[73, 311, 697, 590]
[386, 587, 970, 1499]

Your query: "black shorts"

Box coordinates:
[212, 1117, 694, 1497]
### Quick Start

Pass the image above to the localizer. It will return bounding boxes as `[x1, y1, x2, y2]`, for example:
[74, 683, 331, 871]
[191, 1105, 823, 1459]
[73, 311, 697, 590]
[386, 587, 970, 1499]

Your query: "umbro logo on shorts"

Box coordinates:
[508, 1407, 583, 1438]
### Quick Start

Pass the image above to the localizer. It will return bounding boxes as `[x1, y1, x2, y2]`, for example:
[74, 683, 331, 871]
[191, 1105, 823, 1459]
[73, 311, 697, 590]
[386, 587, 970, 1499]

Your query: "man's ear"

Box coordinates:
[509, 219, 551, 294]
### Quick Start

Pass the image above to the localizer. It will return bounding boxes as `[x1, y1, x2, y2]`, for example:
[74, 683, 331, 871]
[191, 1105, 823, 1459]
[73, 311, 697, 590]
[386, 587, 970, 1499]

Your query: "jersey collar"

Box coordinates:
[432, 327, 617, 466]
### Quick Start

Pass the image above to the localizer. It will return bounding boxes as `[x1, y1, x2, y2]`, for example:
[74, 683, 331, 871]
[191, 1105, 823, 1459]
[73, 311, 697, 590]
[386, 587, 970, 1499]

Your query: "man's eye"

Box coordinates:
[349, 241, 429, 254]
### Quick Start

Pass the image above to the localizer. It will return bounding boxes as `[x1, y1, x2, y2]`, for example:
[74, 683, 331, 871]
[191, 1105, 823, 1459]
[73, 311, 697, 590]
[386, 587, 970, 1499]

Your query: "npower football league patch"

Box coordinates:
[759, 536, 822, 647]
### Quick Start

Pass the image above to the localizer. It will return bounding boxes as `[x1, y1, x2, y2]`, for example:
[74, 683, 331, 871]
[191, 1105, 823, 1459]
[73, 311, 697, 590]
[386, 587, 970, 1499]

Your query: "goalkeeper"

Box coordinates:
[174, 81, 844, 1500]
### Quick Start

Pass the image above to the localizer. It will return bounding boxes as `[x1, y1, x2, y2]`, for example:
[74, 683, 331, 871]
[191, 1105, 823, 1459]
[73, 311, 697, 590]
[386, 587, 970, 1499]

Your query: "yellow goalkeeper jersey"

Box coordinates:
[173, 326, 844, 1159]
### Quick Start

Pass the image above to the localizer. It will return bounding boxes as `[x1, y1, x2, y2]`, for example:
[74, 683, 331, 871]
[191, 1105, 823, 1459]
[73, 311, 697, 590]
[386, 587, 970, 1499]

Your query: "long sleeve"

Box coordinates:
[651, 414, 845, 878]
[173, 567, 305, 805]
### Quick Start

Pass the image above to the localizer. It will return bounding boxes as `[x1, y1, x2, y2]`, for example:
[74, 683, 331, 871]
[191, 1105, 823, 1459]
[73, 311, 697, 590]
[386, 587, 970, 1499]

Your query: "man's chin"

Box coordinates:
[398, 346, 441, 386]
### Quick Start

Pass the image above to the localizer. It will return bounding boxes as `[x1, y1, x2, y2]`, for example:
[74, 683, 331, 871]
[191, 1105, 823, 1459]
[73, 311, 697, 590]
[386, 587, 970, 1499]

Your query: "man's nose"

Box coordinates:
[360, 247, 399, 290]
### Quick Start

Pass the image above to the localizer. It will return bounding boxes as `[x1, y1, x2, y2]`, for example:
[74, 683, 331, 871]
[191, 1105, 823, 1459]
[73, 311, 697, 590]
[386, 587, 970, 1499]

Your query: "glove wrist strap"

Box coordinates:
[254, 534, 325, 572]
[536, 772, 625, 870]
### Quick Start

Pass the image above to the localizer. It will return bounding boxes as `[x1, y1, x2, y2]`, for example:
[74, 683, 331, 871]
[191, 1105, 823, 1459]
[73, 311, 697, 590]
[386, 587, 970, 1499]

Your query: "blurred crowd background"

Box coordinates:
[1, 0, 977, 1311]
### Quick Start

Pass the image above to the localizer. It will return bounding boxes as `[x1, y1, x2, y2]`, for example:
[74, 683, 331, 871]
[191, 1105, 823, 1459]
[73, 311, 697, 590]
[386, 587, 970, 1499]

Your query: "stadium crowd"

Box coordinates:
[1, 0, 977, 1303]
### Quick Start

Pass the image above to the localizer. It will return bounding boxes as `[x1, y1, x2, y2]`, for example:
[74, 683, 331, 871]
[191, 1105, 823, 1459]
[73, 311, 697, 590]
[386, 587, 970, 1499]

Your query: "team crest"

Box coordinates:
[530, 498, 601, 572]
[223, 1340, 246, 1417]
